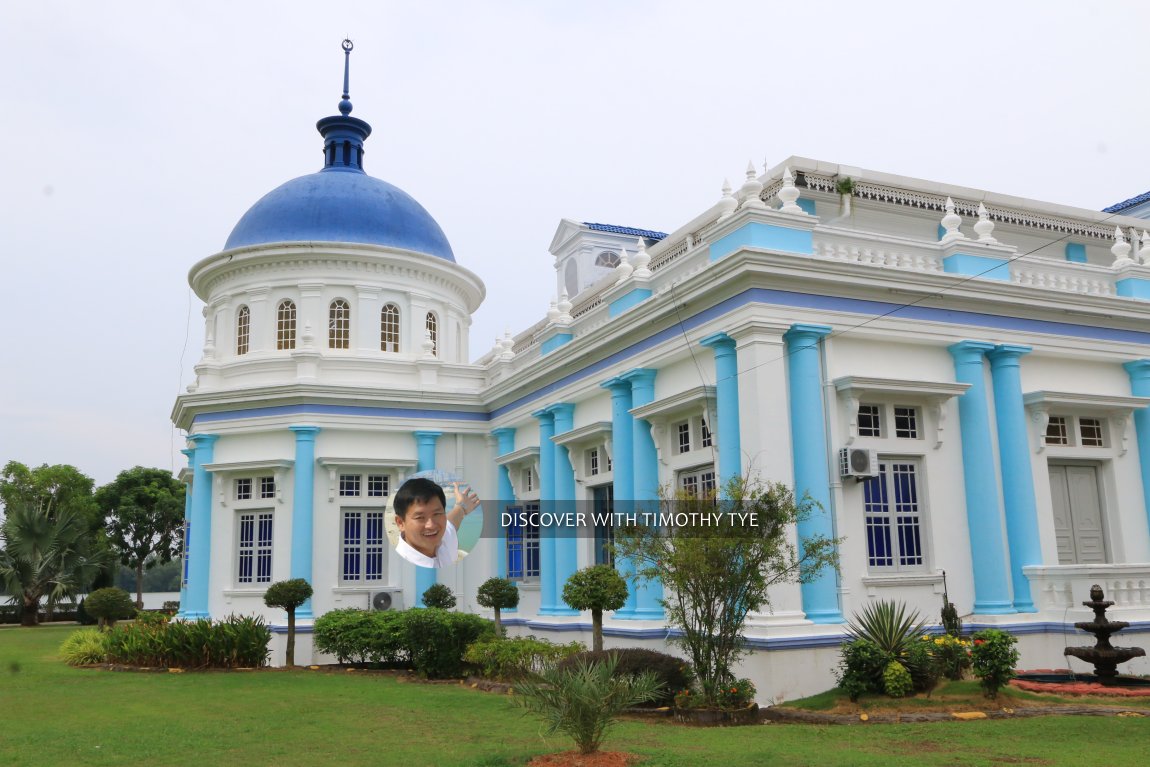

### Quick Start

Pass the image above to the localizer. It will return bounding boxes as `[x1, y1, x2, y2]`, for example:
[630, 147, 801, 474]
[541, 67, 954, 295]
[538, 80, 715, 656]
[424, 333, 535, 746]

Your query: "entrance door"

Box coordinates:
[1048, 463, 1107, 565]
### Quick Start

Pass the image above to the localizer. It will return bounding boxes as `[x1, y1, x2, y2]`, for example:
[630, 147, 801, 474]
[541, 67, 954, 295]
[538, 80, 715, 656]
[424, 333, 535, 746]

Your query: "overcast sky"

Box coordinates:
[2, 0, 1148, 490]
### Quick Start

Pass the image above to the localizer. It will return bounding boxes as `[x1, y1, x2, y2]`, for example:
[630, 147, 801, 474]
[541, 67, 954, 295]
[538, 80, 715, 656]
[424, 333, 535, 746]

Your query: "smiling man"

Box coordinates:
[392, 477, 480, 568]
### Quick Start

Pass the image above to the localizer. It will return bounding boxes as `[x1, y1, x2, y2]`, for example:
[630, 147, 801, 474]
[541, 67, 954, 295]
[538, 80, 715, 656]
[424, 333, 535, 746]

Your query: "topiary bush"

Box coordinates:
[476, 577, 519, 636]
[882, 659, 913, 698]
[561, 565, 628, 653]
[60, 628, 109, 666]
[76, 598, 97, 626]
[422, 583, 457, 610]
[463, 636, 585, 681]
[558, 648, 693, 707]
[84, 588, 137, 630]
[264, 578, 314, 667]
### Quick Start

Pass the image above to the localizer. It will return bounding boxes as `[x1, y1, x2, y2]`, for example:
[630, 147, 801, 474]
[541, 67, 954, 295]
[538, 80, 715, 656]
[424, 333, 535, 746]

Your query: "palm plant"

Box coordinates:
[845, 600, 930, 685]
[512, 655, 662, 755]
[0, 503, 110, 625]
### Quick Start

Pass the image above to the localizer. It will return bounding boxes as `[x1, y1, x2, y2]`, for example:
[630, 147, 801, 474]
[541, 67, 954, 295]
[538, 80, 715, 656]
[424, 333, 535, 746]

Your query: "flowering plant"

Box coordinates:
[715, 678, 756, 709]
[970, 629, 1019, 698]
[924, 633, 972, 680]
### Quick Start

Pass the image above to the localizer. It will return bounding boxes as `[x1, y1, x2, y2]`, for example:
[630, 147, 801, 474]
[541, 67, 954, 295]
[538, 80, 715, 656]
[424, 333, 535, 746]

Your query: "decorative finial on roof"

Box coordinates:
[974, 202, 997, 244]
[739, 161, 766, 210]
[339, 39, 354, 116]
[1139, 230, 1150, 265]
[615, 247, 634, 285]
[940, 197, 965, 243]
[778, 166, 804, 215]
[632, 237, 652, 280]
[717, 178, 738, 220]
[557, 290, 573, 324]
[1112, 225, 1135, 268]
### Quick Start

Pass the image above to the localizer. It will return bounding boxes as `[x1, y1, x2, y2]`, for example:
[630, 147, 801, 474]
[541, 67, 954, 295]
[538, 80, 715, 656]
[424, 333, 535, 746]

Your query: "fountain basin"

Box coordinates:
[1013, 670, 1150, 697]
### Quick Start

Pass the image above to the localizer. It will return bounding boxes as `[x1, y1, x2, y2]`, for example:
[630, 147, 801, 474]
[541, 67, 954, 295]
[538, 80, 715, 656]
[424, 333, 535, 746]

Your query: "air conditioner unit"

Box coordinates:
[370, 589, 404, 611]
[839, 448, 879, 479]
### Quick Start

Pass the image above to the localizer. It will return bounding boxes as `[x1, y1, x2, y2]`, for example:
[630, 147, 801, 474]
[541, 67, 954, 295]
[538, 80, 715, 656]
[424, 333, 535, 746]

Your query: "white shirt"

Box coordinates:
[395, 519, 459, 568]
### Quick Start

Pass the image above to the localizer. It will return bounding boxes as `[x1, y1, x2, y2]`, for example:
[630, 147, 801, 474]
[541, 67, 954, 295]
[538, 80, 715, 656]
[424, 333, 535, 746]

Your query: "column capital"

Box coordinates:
[531, 408, 555, 425]
[288, 424, 321, 440]
[783, 323, 832, 346]
[600, 376, 632, 394]
[948, 340, 995, 364]
[987, 344, 1032, 366]
[544, 402, 575, 419]
[180, 447, 195, 461]
[699, 331, 736, 352]
[188, 433, 219, 448]
[619, 367, 657, 386]
[412, 430, 442, 443]
[1124, 359, 1150, 381]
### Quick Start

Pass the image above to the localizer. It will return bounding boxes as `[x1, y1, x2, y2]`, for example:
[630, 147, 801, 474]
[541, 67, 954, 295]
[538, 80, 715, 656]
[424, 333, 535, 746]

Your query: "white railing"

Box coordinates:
[1024, 564, 1150, 611]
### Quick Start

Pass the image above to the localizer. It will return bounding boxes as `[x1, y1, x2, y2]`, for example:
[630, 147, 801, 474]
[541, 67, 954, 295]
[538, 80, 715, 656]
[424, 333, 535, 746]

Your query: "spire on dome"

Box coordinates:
[339, 38, 354, 116]
[317, 38, 372, 172]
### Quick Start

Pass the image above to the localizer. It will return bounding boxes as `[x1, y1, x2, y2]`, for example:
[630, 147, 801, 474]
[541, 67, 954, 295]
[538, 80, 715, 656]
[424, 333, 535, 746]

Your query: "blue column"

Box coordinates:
[700, 332, 742, 491]
[988, 344, 1039, 613]
[783, 324, 842, 624]
[177, 447, 195, 616]
[949, 341, 1014, 614]
[532, 409, 559, 614]
[620, 368, 664, 619]
[183, 433, 218, 620]
[491, 427, 517, 580]
[548, 403, 580, 616]
[601, 377, 640, 616]
[288, 426, 320, 619]
[412, 430, 442, 606]
[1124, 361, 1150, 539]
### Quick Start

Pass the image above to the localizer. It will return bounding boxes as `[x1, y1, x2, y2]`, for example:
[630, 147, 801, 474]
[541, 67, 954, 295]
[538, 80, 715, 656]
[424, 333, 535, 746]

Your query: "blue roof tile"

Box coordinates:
[1103, 190, 1150, 213]
[583, 222, 668, 240]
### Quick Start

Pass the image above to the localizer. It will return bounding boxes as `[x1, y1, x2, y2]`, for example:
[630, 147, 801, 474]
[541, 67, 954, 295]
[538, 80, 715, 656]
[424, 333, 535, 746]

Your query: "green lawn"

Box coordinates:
[4, 625, 1150, 766]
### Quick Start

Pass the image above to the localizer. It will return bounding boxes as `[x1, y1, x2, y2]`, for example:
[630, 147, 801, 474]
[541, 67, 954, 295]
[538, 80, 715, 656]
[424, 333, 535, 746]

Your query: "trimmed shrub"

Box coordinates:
[85, 588, 137, 630]
[404, 608, 494, 678]
[463, 636, 584, 681]
[60, 628, 108, 666]
[883, 660, 913, 698]
[561, 565, 628, 653]
[76, 599, 97, 626]
[476, 577, 519, 636]
[971, 628, 1020, 699]
[162, 600, 180, 613]
[313, 608, 408, 667]
[835, 638, 888, 702]
[422, 583, 457, 610]
[558, 648, 693, 707]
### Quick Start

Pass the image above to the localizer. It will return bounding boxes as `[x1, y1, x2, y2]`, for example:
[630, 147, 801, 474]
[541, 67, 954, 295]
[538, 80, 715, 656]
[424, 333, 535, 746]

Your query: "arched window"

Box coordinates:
[276, 300, 296, 350]
[236, 305, 250, 355]
[425, 311, 438, 357]
[381, 303, 400, 352]
[329, 299, 350, 349]
[595, 251, 620, 269]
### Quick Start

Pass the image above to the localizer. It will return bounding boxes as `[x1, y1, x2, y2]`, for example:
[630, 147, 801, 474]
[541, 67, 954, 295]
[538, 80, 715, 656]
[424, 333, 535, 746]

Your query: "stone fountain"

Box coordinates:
[1063, 584, 1146, 685]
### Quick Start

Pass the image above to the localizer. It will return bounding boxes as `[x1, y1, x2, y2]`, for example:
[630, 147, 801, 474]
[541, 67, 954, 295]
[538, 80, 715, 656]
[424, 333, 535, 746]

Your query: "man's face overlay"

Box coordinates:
[396, 496, 447, 558]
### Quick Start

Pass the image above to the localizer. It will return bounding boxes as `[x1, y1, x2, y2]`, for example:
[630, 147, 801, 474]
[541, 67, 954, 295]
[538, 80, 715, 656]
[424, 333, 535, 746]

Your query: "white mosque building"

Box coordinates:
[173, 43, 1150, 700]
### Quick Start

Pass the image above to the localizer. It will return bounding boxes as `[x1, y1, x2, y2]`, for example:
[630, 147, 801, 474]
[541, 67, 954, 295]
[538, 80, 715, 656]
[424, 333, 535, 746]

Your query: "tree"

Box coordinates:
[0, 461, 101, 529]
[0, 504, 111, 625]
[422, 583, 456, 610]
[263, 578, 313, 667]
[476, 577, 519, 637]
[613, 477, 839, 707]
[84, 587, 137, 630]
[96, 467, 186, 608]
[562, 565, 628, 653]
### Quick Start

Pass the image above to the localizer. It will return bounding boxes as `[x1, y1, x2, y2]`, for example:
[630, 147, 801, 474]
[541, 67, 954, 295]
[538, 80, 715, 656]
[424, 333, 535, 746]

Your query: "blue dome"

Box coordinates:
[224, 168, 455, 261]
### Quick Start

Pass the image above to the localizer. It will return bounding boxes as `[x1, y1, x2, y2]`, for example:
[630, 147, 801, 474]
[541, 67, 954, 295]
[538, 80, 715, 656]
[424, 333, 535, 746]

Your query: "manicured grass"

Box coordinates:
[4, 626, 1150, 766]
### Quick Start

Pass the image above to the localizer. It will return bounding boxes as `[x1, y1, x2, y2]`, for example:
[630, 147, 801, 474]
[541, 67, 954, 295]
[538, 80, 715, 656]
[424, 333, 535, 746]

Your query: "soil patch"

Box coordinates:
[527, 751, 641, 767]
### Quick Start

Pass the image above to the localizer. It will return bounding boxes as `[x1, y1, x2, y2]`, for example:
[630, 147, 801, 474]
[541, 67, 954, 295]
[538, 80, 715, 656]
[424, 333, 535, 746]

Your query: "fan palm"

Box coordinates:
[0, 503, 110, 625]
